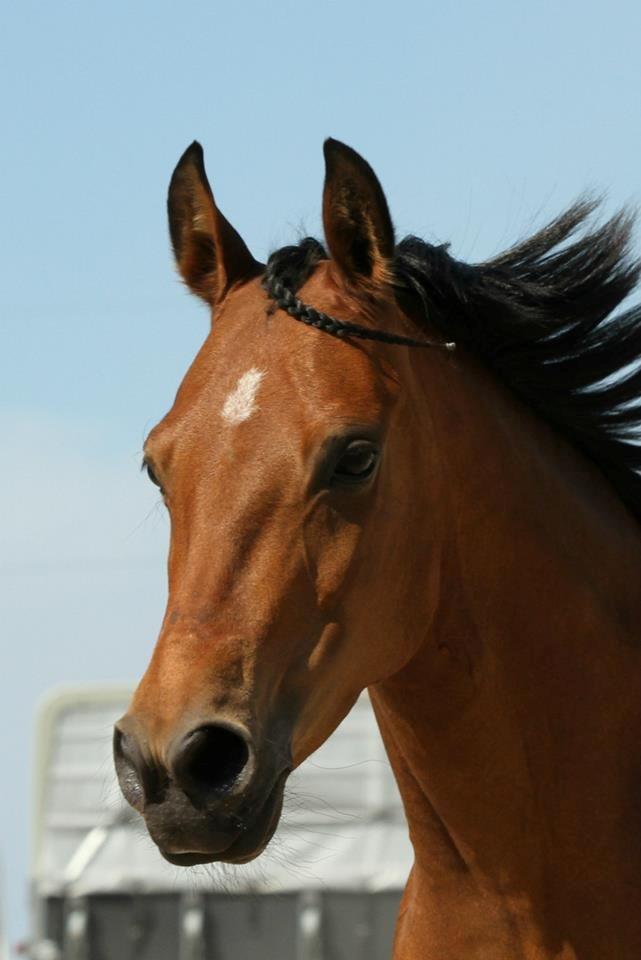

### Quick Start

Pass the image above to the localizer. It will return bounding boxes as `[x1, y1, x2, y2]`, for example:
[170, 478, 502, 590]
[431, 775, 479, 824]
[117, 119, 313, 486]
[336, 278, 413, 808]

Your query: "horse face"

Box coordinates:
[114, 142, 440, 865]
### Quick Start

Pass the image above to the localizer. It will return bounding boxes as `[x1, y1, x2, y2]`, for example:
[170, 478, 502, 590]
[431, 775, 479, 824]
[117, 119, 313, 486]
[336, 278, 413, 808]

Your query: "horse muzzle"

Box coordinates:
[113, 715, 290, 864]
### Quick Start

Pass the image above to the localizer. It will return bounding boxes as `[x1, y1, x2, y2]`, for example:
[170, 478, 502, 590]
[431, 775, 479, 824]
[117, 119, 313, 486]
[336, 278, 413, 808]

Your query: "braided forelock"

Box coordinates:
[263, 237, 327, 297]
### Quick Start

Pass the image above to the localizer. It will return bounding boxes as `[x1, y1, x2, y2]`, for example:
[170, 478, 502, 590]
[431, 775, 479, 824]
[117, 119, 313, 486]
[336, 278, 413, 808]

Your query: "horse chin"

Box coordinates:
[158, 772, 287, 868]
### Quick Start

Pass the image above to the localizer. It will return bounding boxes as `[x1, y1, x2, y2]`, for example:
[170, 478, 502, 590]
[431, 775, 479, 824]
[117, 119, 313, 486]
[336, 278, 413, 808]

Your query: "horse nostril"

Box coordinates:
[114, 723, 165, 809]
[113, 726, 146, 810]
[171, 724, 251, 797]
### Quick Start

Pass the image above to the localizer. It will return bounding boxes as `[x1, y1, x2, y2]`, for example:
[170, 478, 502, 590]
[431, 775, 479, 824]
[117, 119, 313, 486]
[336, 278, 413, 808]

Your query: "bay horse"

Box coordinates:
[115, 138, 641, 959]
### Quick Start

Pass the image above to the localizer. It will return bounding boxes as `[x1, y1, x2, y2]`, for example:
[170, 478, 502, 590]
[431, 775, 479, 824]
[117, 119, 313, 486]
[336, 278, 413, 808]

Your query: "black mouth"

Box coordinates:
[162, 850, 222, 867]
[158, 771, 287, 867]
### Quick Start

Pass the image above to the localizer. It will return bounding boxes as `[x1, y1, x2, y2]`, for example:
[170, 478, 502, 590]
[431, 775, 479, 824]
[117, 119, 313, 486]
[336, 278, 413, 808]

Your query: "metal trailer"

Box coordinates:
[30, 688, 412, 959]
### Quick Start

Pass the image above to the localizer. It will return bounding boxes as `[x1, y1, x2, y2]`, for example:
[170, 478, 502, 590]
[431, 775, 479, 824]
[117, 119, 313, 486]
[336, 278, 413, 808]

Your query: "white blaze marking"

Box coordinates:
[221, 367, 265, 424]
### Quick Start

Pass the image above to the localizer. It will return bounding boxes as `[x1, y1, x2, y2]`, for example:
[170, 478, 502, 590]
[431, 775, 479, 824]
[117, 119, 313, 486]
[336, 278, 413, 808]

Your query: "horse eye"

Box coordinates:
[144, 461, 162, 490]
[332, 441, 379, 485]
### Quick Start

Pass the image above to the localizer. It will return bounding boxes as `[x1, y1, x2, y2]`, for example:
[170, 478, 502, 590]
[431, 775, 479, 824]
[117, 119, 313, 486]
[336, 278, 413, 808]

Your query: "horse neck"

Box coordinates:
[370, 352, 641, 958]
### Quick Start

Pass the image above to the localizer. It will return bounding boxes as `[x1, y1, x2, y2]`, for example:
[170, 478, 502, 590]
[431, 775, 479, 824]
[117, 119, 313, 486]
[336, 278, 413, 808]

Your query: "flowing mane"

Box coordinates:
[264, 200, 641, 521]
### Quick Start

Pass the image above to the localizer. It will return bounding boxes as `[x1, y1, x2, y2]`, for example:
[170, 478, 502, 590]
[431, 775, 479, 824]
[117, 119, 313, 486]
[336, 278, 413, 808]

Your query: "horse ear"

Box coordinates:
[322, 139, 395, 285]
[167, 142, 260, 306]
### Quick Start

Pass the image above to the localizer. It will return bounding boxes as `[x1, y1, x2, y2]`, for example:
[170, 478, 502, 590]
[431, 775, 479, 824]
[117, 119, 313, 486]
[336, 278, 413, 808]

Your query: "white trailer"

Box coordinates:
[30, 688, 412, 959]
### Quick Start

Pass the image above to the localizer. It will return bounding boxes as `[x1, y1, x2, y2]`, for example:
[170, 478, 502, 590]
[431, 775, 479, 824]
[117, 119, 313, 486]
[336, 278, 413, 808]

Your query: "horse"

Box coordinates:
[114, 138, 641, 959]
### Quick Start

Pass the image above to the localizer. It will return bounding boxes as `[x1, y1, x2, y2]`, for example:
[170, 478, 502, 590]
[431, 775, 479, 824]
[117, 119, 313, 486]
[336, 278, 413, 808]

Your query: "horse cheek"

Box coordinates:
[302, 500, 363, 612]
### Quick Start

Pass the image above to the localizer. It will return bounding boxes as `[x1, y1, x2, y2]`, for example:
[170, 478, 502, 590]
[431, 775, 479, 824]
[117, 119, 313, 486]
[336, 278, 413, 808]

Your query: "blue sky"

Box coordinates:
[2, 0, 641, 947]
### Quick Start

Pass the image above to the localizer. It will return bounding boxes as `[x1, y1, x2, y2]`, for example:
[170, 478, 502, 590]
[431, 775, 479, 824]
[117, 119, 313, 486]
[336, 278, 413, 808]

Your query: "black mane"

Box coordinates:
[264, 201, 641, 521]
